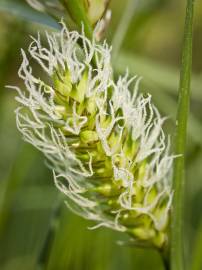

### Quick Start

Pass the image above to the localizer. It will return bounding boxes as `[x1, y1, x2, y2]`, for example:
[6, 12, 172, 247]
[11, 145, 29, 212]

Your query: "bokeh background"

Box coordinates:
[0, 0, 202, 269]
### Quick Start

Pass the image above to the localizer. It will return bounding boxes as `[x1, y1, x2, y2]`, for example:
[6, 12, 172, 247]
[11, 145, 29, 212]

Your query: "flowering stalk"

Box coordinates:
[171, 0, 195, 269]
[61, 0, 112, 41]
[11, 23, 174, 252]
[61, 0, 110, 26]
[26, 0, 111, 41]
[37, 196, 63, 269]
[60, 0, 93, 39]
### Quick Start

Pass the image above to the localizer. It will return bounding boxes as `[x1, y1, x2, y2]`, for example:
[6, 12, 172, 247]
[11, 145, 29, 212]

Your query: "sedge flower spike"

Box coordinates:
[12, 23, 174, 249]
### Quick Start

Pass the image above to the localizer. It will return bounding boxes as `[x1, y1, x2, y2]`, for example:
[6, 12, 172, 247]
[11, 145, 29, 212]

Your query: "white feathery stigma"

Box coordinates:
[11, 22, 174, 249]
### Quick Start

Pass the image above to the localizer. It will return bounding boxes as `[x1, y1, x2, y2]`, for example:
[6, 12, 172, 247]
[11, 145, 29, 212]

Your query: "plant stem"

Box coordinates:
[162, 250, 170, 270]
[60, 0, 93, 39]
[163, 257, 170, 270]
[191, 220, 202, 270]
[170, 1, 195, 270]
[37, 196, 63, 270]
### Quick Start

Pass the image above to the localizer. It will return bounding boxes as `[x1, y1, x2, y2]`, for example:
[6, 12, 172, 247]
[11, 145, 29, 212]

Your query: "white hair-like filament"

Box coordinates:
[12, 23, 173, 236]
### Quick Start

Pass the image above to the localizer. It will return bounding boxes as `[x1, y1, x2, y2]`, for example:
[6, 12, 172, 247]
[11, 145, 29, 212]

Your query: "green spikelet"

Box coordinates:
[13, 23, 173, 250]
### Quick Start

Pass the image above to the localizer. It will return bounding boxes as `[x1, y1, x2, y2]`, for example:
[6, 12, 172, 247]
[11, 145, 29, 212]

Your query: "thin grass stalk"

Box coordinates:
[60, 0, 93, 39]
[170, 1, 195, 270]
[191, 220, 202, 270]
[37, 196, 63, 270]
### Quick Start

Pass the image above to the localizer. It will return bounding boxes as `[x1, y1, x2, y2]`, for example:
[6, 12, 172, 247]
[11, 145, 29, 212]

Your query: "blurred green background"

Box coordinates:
[0, 0, 202, 269]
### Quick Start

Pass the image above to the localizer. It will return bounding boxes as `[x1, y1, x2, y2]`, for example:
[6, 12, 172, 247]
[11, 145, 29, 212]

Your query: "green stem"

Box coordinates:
[170, 1, 195, 270]
[191, 220, 202, 270]
[163, 257, 170, 270]
[60, 0, 101, 68]
[162, 249, 170, 270]
[37, 197, 63, 270]
[60, 0, 93, 39]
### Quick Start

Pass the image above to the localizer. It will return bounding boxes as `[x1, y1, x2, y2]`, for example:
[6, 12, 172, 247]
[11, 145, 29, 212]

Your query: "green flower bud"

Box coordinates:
[83, 0, 110, 25]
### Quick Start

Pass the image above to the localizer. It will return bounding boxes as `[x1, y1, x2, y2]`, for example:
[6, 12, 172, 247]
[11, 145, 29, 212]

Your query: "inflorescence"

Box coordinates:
[11, 23, 174, 249]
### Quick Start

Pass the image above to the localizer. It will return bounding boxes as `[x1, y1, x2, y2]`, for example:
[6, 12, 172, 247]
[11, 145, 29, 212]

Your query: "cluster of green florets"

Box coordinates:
[50, 66, 172, 249]
[13, 24, 173, 250]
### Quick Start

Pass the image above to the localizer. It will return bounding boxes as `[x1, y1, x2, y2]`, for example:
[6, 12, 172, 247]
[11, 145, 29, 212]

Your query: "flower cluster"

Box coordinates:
[12, 23, 173, 249]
